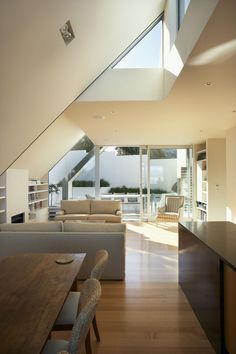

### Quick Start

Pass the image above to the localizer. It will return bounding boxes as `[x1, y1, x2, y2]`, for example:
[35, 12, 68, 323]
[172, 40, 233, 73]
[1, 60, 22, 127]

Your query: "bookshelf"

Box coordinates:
[28, 181, 48, 220]
[196, 147, 207, 221]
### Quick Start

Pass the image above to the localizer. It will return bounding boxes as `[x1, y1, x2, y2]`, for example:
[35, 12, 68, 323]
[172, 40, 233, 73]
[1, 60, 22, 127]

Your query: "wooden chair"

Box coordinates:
[156, 195, 184, 222]
[42, 278, 101, 354]
[54, 250, 109, 343]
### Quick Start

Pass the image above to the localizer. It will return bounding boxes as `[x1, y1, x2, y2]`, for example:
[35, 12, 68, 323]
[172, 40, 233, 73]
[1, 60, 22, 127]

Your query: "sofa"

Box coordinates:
[0, 221, 126, 280]
[54, 199, 122, 223]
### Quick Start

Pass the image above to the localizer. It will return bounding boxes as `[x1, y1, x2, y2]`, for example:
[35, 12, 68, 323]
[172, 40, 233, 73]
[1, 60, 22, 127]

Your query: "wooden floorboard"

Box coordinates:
[93, 222, 214, 354]
[56, 221, 215, 354]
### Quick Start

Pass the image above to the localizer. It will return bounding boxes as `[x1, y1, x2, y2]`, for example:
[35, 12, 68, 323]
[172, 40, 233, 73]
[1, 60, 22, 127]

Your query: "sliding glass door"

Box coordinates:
[140, 147, 192, 221]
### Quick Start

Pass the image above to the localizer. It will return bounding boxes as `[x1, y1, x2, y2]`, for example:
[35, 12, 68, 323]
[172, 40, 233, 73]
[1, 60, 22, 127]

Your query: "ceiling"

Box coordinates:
[0, 0, 165, 175]
[2, 0, 236, 177]
[73, 0, 236, 146]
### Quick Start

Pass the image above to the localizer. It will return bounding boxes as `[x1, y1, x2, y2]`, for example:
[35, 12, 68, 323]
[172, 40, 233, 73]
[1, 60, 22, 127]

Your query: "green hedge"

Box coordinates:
[72, 179, 110, 187]
[108, 186, 167, 194]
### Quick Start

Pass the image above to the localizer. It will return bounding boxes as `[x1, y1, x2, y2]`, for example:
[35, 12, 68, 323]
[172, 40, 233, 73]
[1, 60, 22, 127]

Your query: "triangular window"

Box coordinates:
[113, 20, 162, 69]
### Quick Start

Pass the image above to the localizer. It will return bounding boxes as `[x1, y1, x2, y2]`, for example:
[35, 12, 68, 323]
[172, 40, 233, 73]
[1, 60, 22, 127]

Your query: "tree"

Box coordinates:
[49, 184, 60, 206]
[115, 147, 139, 155]
[150, 149, 177, 159]
[116, 147, 177, 158]
[71, 135, 94, 152]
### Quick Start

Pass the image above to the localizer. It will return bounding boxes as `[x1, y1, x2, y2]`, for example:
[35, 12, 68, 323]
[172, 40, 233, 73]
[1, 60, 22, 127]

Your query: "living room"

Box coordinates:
[0, 1, 236, 353]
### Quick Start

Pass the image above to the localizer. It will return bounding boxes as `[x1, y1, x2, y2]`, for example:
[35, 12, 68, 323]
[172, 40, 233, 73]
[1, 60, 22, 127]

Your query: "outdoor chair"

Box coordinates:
[42, 278, 101, 354]
[54, 250, 109, 342]
[85, 194, 95, 200]
[156, 195, 184, 222]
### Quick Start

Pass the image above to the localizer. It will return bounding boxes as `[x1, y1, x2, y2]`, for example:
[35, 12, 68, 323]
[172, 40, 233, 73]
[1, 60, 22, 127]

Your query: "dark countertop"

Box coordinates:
[179, 221, 236, 271]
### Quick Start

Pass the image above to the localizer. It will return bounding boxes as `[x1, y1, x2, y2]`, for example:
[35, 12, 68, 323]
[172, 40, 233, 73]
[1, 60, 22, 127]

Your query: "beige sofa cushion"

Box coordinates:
[0, 221, 63, 232]
[64, 221, 126, 232]
[55, 214, 89, 221]
[61, 200, 90, 214]
[90, 200, 120, 214]
[89, 214, 121, 223]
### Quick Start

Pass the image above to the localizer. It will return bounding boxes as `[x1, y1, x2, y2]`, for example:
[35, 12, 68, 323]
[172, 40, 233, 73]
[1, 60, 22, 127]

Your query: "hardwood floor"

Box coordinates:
[93, 221, 215, 354]
[55, 221, 215, 353]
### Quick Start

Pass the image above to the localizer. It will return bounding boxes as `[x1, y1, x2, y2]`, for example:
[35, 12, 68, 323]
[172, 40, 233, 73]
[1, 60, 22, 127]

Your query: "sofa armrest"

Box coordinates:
[177, 205, 184, 214]
[115, 210, 122, 216]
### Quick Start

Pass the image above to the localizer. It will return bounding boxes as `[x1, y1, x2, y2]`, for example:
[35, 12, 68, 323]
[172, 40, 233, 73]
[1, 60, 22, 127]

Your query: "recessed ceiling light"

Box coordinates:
[203, 81, 212, 86]
[92, 115, 105, 120]
[60, 20, 75, 45]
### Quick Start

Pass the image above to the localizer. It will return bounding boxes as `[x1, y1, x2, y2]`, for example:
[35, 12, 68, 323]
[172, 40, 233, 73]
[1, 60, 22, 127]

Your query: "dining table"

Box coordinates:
[0, 252, 85, 354]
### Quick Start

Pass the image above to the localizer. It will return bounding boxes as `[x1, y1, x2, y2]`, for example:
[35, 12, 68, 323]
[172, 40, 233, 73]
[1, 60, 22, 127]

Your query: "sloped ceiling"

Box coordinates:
[78, 0, 219, 102]
[0, 0, 165, 175]
[3, 0, 236, 180]
[11, 106, 84, 180]
[71, 0, 236, 146]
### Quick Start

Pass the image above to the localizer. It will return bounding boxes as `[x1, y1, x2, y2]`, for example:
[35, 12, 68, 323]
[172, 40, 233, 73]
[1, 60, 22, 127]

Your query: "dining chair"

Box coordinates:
[42, 278, 101, 354]
[54, 249, 109, 342]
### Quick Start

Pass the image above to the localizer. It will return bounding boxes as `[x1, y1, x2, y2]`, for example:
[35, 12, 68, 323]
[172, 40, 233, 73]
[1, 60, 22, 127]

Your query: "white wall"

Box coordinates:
[12, 108, 85, 180]
[163, 0, 219, 96]
[226, 126, 236, 222]
[6, 169, 29, 223]
[100, 153, 140, 187]
[207, 138, 226, 221]
[149, 158, 177, 191]
[77, 151, 177, 192]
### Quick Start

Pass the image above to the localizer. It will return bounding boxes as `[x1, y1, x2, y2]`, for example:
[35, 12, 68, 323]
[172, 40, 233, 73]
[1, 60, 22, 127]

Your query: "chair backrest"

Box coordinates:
[165, 195, 184, 213]
[90, 249, 109, 280]
[68, 278, 101, 354]
[77, 250, 108, 315]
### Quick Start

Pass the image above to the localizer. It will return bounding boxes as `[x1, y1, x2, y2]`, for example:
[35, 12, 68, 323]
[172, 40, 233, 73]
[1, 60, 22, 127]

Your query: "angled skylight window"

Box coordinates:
[113, 20, 162, 69]
[178, 0, 191, 28]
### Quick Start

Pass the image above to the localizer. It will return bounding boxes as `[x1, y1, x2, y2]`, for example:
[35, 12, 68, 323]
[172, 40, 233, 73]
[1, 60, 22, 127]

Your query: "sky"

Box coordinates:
[114, 21, 162, 69]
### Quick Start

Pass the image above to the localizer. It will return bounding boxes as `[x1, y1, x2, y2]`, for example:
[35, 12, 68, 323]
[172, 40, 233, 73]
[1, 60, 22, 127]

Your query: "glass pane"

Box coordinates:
[140, 148, 148, 219]
[48, 135, 95, 205]
[114, 20, 162, 69]
[149, 148, 192, 220]
[100, 146, 141, 220]
[72, 150, 96, 199]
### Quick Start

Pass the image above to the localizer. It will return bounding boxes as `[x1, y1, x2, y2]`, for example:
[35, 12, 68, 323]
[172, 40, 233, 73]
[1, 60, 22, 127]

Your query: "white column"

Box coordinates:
[147, 147, 151, 217]
[68, 180, 73, 199]
[139, 147, 143, 220]
[95, 146, 100, 199]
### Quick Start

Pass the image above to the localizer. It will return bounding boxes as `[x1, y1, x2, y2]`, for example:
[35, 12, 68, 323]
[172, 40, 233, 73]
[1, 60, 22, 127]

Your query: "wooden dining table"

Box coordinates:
[0, 253, 85, 354]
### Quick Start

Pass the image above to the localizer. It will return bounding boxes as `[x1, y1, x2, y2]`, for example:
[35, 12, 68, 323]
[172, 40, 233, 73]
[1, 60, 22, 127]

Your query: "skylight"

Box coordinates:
[113, 20, 162, 69]
[178, 0, 191, 28]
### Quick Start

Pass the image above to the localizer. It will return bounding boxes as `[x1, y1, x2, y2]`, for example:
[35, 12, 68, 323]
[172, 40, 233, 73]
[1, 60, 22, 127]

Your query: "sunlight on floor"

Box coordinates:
[53, 218, 214, 354]
[126, 220, 178, 247]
